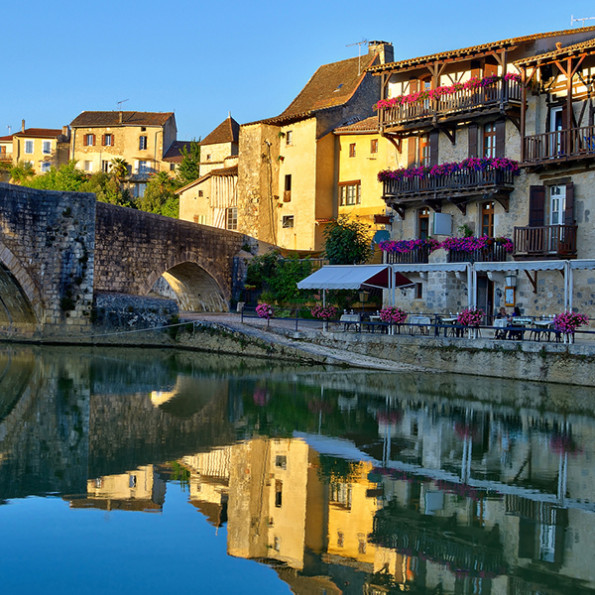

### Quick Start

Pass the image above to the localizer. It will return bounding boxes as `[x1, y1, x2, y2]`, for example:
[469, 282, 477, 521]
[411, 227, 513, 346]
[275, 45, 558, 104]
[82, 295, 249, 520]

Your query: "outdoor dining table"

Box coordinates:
[339, 313, 361, 331]
[493, 317, 532, 340]
[408, 315, 432, 335]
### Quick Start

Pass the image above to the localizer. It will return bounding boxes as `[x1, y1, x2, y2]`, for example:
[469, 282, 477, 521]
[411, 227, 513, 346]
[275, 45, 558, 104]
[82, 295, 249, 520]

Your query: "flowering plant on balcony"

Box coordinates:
[378, 156, 519, 183]
[378, 238, 441, 254]
[375, 73, 521, 110]
[310, 305, 338, 320]
[457, 308, 484, 327]
[441, 235, 514, 253]
[553, 311, 589, 334]
[379, 306, 408, 324]
[256, 303, 274, 319]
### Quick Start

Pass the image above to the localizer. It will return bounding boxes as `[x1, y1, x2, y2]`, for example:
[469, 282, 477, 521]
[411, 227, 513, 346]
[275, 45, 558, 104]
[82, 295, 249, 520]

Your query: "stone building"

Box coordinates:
[368, 26, 595, 319]
[198, 114, 239, 177]
[237, 41, 394, 252]
[11, 120, 70, 173]
[69, 111, 179, 198]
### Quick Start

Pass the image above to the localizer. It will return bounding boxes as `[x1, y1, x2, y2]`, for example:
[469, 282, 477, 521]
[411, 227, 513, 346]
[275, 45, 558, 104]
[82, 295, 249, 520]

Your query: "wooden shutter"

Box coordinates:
[484, 62, 498, 77]
[407, 137, 417, 166]
[468, 124, 478, 158]
[409, 79, 418, 94]
[528, 185, 546, 226]
[101, 134, 106, 146]
[564, 182, 575, 224]
[83, 135, 88, 147]
[495, 120, 506, 157]
[92, 134, 96, 146]
[429, 131, 439, 166]
[470, 60, 481, 79]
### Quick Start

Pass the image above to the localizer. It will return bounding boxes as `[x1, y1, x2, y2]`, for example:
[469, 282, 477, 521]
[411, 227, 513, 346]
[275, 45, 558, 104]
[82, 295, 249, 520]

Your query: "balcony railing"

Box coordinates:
[379, 79, 521, 128]
[523, 125, 595, 164]
[385, 246, 431, 264]
[513, 225, 577, 259]
[382, 166, 516, 199]
[447, 244, 509, 263]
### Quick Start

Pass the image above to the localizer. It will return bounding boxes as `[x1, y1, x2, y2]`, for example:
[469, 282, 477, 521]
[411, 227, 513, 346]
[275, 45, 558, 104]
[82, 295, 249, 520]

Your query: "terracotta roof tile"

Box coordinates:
[334, 116, 379, 134]
[0, 135, 13, 141]
[70, 111, 174, 128]
[13, 128, 64, 139]
[200, 116, 240, 146]
[368, 26, 595, 74]
[163, 140, 192, 163]
[515, 36, 595, 66]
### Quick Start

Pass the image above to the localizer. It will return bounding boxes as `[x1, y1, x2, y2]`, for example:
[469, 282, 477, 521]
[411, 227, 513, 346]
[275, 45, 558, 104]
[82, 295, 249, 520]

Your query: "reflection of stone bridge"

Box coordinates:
[0, 183, 252, 333]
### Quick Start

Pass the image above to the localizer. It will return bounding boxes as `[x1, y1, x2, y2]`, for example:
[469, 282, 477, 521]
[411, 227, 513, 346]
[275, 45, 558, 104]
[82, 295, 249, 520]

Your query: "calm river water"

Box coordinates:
[0, 345, 594, 594]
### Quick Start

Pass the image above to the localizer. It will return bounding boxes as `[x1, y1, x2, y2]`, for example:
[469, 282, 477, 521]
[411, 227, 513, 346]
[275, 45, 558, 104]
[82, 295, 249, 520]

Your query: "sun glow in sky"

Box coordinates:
[3, 0, 595, 140]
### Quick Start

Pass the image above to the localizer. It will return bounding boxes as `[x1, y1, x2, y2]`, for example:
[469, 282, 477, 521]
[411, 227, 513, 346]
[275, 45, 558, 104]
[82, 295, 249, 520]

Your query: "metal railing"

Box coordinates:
[447, 244, 509, 263]
[385, 247, 431, 264]
[513, 225, 577, 259]
[379, 79, 521, 128]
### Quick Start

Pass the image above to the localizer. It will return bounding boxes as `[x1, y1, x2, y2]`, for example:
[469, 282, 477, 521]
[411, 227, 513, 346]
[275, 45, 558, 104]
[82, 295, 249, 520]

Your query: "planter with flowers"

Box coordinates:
[379, 306, 407, 334]
[553, 311, 589, 344]
[457, 308, 485, 339]
[256, 303, 274, 328]
[311, 305, 338, 331]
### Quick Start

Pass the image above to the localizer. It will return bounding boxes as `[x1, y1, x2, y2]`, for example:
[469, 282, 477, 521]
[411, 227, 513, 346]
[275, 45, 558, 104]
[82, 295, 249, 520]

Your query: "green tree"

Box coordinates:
[176, 140, 201, 186]
[138, 171, 179, 217]
[323, 215, 373, 265]
[27, 161, 89, 192]
[10, 161, 35, 185]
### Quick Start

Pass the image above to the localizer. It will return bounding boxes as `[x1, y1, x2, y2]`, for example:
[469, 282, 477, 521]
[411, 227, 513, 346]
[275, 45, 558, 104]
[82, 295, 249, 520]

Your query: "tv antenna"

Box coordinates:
[346, 39, 368, 75]
[571, 14, 595, 27]
[7, 125, 11, 135]
[116, 98, 129, 111]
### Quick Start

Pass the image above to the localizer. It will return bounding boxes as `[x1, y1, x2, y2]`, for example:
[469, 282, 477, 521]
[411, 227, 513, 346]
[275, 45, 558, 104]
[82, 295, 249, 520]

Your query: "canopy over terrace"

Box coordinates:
[297, 265, 413, 306]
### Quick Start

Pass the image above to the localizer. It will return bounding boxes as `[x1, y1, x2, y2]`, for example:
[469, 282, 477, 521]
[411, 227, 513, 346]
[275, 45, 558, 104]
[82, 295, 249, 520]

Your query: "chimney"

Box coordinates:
[119, 111, 123, 124]
[62, 125, 70, 140]
[368, 40, 394, 65]
[21, 119, 25, 133]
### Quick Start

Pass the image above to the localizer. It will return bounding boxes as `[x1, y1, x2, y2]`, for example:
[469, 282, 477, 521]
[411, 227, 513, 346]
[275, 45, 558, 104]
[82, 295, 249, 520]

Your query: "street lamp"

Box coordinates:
[359, 290, 369, 317]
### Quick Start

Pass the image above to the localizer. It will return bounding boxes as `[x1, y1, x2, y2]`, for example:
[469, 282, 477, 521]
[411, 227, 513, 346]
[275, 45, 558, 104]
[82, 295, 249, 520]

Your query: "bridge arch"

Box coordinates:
[146, 256, 228, 313]
[0, 243, 40, 330]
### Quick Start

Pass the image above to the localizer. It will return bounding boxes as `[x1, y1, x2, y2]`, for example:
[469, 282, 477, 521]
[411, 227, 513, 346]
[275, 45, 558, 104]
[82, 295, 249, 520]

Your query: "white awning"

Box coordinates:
[297, 265, 411, 290]
[474, 260, 566, 272]
[569, 259, 595, 271]
[389, 262, 469, 274]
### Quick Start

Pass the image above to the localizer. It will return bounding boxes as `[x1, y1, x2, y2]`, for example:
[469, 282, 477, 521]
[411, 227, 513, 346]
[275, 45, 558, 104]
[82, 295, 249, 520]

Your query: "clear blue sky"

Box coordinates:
[4, 0, 595, 140]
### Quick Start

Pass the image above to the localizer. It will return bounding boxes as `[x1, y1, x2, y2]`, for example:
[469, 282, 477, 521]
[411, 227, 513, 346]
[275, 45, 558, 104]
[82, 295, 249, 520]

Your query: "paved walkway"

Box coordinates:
[180, 312, 427, 372]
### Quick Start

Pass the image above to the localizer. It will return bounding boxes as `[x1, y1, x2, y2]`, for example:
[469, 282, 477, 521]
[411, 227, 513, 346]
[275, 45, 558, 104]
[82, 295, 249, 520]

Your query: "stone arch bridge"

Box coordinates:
[0, 183, 252, 334]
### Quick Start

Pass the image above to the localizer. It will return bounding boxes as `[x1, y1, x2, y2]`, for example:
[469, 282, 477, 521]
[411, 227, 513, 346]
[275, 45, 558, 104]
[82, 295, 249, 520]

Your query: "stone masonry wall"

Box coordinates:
[0, 183, 95, 332]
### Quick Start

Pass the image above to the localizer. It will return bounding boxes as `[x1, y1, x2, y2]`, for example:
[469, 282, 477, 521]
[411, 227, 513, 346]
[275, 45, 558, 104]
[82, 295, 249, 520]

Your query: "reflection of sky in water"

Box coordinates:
[0, 346, 595, 593]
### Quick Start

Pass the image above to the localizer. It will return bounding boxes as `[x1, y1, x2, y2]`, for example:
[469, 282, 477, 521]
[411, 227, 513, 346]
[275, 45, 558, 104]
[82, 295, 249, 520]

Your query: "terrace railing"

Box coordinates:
[385, 246, 431, 264]
[379, 79, 521, 128]
[523, 125, 595, 164]
[447, 244, 509, 263]
[513, 225, 577, 259]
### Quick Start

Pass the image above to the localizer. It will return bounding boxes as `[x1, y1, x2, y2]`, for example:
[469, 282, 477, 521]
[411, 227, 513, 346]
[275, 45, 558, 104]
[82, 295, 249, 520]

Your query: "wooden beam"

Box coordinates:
[423, 199, 442, 213]
[437, 125, 456, 145]
[524, 270, 538, 293]
[492, 193, 510, 213]
[382, 133, 402, 153]
[446, 198, 466, 214]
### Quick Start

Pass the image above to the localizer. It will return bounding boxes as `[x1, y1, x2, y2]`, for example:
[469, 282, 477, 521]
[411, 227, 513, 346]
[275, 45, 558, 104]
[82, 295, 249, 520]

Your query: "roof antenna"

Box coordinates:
[116, 98, 129, 111]
[346, 39, 368, 75]
[571, 14, 595, 27]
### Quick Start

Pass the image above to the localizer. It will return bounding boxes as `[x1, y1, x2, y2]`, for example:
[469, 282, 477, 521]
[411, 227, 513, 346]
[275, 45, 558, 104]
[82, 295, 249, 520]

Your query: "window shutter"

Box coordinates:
[101, 134, 106, 146]
[468, 125, 478, 158]
[429, 131, 439, 166]
[564, 182, 575, 225]
[407, 137, 417, 166]
[495, 120, 506, 157]
[409, 79, 418, 94]
[470, 60, 481, 79]
[484, 62, 498, 77]
[83, 135, 88, 147]
[528, 185, 546, 227]
[92, 134, 96, 146]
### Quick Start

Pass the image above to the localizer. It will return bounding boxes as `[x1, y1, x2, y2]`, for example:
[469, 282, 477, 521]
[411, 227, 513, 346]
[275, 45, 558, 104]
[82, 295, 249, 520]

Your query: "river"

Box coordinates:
[0, 345, 594, 594]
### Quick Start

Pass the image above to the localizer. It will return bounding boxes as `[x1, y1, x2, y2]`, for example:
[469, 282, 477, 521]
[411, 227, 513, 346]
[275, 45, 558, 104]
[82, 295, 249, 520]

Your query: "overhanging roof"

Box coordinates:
[474, 260, 566, 272]
[297, 265, 411, 290]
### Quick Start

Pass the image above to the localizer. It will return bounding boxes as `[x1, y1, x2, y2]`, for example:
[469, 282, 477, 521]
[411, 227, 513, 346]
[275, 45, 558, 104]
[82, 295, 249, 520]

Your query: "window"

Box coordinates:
[370, 139, 378, 154]
[275, 480, 283, 508]
[481, 201, 494, 236]
[24, 140, 34, 154]
[275, 455, 287, 469]
[339, 181, 361, 206]
[226, 207, 238, 231]
[337, 532, 344, 547]
[134, 183, 147, 198]
[170, 163, 176, 171]
[139, 135, 148, 150]
[419, 134, 430, 166]
[549, 185, 566, 226]
[483, 123, 496, 158]
[349, 143, 356, 158]
[198, 190, 203, 197]
[284, 174, 291, 201]
[330, 483, 352, 509]
[129, 475, 137, 488]
[103, 133, 113, 147]
[40, 162, 51, 173]
[193, 214, 206, 225]
[138, 160, 150, 174]
[273, 537, 281, 552]
[415, 283, 423, 299]
[358, 536, 367, 554]
[101, 160, 111, 173]
[282, 215, 294, 228]
[84, 160, 93, 172]
[206, 154, 211, 161]
[418, 208, 430, 239]
[286, 130, 293, 145]
[83, 134, 95, 147]
[42, 141, 51, 154]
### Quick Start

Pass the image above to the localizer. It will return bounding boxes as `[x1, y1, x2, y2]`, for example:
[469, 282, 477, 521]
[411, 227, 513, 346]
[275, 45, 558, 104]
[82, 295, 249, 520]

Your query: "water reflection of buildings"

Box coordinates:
[69, 465, 166, 512]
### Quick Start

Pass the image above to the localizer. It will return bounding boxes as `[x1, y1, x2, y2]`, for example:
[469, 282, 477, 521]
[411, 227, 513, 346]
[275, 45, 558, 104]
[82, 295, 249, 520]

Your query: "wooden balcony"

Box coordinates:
[447, 244, 509, 263]
[523, 125, 595, 166]
[513, 225, 577, 259]
[385, 246, 431, 264]
[382, 166, 516, 201]
[379, 80, 521, 130]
